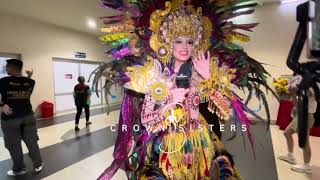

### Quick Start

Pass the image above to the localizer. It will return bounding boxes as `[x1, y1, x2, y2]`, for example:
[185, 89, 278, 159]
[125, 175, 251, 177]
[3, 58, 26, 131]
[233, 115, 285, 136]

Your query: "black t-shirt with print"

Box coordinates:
[0, 76, 35, 120]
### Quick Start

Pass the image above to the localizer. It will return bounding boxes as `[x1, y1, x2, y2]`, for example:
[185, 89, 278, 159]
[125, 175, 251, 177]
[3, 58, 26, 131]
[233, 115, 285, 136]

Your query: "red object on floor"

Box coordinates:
[41, 101, 54, 118]
[310, 127, 320, 137]
[276, 99, 320, 137]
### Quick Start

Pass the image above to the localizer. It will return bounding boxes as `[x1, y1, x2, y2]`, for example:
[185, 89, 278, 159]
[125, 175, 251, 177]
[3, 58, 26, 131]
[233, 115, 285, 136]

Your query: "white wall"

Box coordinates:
[0, 13, 109, 116]
[235, 2, 307, 120]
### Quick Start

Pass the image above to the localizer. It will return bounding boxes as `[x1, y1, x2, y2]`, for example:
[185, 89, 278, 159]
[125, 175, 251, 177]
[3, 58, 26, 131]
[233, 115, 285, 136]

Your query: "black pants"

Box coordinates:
[1, 114, 43, 171]
[75, 104, 90, 125]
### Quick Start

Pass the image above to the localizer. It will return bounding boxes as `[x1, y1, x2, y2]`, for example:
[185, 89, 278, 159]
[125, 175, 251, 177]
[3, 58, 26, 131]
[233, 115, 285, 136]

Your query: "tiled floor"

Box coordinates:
[43, 147, 127, 180]
[0, 106, 319, 180]
[271, 125, 320, 180]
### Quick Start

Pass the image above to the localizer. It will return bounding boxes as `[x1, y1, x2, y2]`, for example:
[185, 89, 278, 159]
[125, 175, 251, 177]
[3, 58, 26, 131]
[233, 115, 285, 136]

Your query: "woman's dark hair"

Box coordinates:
[136, 164, 166, 179]
[214, 149, 235, 167]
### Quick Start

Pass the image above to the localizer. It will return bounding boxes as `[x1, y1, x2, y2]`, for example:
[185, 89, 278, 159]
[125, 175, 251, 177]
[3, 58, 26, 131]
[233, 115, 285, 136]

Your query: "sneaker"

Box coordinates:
[34, 163, 44, 173]
[7, 169, 27, 176]
[86, 121, 92, 126]
[278, 154, 296, 164]
[291, 164, 312, 174]
[75, 126, 80, 131]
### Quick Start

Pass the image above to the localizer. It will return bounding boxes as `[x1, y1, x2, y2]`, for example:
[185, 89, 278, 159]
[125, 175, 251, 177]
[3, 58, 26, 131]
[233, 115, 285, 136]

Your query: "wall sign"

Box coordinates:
[65, 74, 73, 79]
[74, 52, 86, 59]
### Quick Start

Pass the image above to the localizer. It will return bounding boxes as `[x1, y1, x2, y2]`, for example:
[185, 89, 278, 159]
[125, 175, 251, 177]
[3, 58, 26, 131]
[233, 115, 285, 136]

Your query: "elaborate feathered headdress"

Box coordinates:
[92, 0, 277, 123]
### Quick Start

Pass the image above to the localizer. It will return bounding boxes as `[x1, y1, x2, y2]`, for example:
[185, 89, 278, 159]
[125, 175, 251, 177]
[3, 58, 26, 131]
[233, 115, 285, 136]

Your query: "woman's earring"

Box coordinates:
[157, 46, 172, 64]
[190, 50, 193, 59]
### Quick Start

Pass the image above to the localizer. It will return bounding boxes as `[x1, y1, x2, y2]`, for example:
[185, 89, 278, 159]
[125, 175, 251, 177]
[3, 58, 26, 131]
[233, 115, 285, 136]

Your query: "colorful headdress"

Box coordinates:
[93, 0, 278, 123]
[149, 1, 212, 64]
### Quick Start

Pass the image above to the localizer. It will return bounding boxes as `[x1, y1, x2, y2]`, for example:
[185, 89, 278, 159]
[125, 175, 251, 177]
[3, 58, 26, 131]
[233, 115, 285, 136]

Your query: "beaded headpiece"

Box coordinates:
[149, 1, 212, 64]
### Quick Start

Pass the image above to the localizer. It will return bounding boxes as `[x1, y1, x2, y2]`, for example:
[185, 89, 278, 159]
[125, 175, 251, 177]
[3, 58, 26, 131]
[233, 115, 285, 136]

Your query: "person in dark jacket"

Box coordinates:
[73, 76, 92, 131]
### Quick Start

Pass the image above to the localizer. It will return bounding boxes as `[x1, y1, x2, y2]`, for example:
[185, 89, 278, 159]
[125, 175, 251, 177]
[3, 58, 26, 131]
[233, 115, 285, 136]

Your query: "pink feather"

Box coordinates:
[231, 98, 256, 157]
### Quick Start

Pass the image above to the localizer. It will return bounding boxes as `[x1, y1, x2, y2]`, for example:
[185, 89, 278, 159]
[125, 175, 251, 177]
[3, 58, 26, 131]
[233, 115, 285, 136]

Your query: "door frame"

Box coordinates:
[52, 57, 103, 113]
[0, 53, 22, 78]
[0, 52, 21, 59]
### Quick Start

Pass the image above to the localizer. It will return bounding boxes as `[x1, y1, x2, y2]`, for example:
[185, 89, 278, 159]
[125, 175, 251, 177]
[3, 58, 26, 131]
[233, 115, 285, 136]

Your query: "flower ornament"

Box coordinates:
[208, 90, 231, 120]
[192, 95, 201, 106]
[273, 77, 289, 96]
[150, 81, 169, 102]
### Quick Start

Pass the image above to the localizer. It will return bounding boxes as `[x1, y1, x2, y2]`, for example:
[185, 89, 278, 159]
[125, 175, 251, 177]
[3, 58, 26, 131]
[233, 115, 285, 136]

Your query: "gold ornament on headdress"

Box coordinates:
[149, 1, 212, 64]
[124, 58, 175, 95]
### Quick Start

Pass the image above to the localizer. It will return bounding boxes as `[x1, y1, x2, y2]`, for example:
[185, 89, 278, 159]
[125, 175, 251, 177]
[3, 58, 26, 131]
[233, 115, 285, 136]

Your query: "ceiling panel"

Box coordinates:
[0, 0, 281, 36]
[0, 0, 118, 36]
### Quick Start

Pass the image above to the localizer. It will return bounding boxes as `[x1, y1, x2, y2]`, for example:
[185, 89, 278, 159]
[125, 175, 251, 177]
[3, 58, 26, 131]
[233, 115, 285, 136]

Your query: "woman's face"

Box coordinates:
[172, 36, 193, 62]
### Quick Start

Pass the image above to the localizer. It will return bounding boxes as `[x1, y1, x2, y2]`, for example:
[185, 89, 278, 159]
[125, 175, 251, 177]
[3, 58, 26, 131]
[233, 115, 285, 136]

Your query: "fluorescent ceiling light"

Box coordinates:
[280, 0, 303, 4]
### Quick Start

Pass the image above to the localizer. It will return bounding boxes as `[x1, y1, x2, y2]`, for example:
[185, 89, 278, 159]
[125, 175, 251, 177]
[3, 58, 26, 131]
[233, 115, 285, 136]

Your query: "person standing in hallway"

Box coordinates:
[279, 75, 318, 174]
[73, 76, 92, 131]
[0, 59, 43, 176]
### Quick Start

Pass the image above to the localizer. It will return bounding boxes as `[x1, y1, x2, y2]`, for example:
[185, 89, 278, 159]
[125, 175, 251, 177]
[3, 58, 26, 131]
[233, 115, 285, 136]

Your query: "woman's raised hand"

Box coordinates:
[25, 69, 34, 78]
[192, 50, 211, 80]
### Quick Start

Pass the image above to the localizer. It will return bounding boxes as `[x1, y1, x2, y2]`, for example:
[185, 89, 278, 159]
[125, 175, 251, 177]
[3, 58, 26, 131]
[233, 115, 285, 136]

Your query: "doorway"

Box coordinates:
[0, 53, 21, 78]
[52, 58, 103, 112]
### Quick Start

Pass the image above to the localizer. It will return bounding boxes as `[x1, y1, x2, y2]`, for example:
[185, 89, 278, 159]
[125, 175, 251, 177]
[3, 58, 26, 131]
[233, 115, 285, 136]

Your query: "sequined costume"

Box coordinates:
[90, 0, 276, 179]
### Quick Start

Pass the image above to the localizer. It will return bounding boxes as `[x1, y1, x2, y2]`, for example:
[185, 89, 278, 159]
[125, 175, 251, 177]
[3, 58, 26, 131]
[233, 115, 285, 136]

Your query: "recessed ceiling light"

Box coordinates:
[280, 0, 303, 4]
[87, 18, 97, 29]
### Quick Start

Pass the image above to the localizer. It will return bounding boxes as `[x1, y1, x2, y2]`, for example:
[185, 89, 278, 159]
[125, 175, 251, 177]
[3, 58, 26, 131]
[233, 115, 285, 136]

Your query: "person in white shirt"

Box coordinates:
[279, 75, 317, 174]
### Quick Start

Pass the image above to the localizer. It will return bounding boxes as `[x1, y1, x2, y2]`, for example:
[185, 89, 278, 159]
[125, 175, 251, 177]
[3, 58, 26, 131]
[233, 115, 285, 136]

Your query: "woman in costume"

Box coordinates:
[91, 0, 276, 179]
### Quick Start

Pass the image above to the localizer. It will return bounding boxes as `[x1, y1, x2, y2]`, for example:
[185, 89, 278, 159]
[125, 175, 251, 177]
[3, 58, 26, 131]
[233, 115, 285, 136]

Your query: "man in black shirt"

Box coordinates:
[0, 59, 43, 176]
[73, 76, 92, 131]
